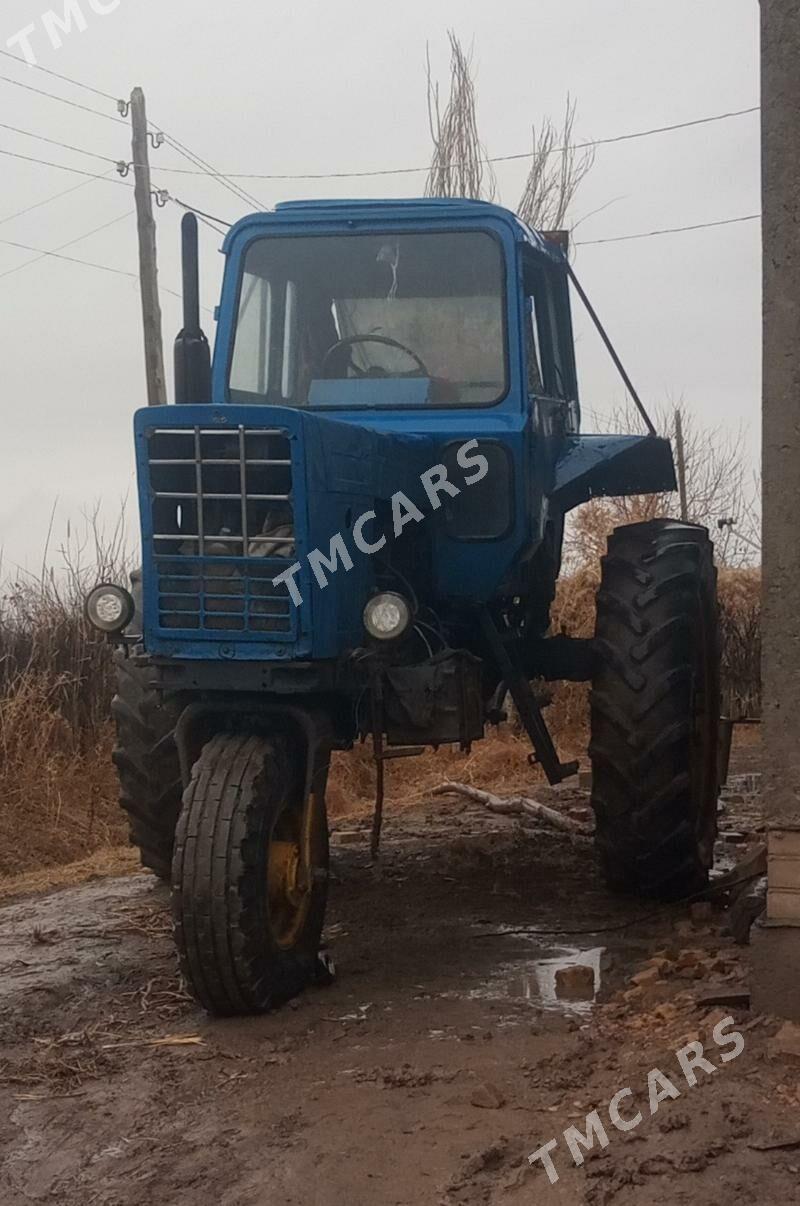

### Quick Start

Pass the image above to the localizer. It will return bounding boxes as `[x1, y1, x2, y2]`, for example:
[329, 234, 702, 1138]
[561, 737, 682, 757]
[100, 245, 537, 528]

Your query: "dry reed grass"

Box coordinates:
[0, 677, 123, 876]
[0, 515, 761, 881]
[0, 517, 130, 877]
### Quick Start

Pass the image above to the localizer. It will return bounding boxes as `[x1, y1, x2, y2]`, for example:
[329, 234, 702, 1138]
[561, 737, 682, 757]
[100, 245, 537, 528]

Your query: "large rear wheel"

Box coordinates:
[111, 651, 182, 881]
[172, 731, 329, 1015]
[589, 519, 719, 899]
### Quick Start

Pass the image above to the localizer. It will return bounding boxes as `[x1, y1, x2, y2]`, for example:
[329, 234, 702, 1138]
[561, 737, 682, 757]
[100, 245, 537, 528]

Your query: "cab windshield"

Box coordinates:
[229, 230, 507, 407]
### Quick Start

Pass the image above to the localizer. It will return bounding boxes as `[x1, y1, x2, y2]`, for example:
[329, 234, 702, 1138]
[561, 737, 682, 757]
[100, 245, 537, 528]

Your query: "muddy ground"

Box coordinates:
[0, 751, 797, 1206]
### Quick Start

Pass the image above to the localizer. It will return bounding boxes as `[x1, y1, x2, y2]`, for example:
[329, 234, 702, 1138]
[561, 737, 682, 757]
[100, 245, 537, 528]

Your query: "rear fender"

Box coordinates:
[551, 434, 676, 513]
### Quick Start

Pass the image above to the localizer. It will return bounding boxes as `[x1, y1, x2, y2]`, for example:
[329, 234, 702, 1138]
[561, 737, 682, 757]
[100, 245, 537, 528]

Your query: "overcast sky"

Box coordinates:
[0, 0, 760, 572]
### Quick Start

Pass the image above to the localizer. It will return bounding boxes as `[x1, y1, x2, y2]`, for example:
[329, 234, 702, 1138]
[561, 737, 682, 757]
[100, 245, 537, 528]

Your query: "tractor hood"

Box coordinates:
[133, 404, 439, 662]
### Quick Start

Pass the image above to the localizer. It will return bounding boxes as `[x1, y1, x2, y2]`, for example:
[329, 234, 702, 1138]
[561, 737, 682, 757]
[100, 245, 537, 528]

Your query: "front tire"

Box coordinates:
[172, 732, 329, 1015]
[589, 520, 719, 900]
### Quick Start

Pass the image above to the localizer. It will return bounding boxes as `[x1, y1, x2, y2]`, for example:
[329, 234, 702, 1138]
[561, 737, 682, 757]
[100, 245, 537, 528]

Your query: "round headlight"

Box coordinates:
[85, 584, 135, 634]
[363, 592, 412, 642]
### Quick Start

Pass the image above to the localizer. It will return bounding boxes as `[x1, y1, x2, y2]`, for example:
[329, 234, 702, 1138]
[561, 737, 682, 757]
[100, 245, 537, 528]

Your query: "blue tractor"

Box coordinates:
[87, 198, 720, 1015]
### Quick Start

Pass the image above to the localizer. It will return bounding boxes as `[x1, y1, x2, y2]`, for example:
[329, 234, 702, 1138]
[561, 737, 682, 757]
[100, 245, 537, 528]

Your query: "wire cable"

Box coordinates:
[0, 144, 132, 184]
[0, 146, 231, 248]
[0, 234, 140, 279]
[0, 119, 118, 165]
[137, 104, 759, 182]
[0, 45, 756, 202]
[536, 105, 759, 162]
[165, 132, 264, 210]
[0, 47, 259, 216]
[1, 143, 760, 251]
[0, 71, 124, 124]
[0, 169, 118, 227]
[0, 45, 757, 179]
[0, 209, 133, 280]
[0, 232, 193, 308]
[575, 213, 760, 246]
[160, 131, 263, 212]
[0, 53, 257, 221]
[170, 195, 232, 232]
[0, 47, 118, 102]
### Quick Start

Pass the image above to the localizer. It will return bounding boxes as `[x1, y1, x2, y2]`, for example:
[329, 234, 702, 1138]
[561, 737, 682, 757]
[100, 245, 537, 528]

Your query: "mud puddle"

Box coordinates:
[465, 932, 640, 1016]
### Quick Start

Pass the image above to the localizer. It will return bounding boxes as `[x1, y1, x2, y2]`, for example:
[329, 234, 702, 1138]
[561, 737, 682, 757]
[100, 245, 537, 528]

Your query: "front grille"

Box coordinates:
[146, 426, 296, 636]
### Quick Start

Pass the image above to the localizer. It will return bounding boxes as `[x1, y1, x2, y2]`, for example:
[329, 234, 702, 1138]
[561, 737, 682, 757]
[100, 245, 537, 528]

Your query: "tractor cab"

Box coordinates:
[218, 199, 573, 419]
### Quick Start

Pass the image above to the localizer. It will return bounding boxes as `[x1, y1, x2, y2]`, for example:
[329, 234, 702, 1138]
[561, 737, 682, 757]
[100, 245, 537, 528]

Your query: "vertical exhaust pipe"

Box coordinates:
[174, 212, 211, 404]
[182, 211, 202, 335]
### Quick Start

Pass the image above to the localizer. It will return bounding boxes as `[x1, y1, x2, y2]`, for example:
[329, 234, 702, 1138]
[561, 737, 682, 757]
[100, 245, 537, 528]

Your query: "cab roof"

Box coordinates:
[221, 197, 562, 261]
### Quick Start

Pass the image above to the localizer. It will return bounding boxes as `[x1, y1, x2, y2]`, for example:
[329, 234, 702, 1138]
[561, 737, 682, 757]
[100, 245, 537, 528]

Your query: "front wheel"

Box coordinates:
[589, 520, 720, 900]
[172, 731, 329, 1015]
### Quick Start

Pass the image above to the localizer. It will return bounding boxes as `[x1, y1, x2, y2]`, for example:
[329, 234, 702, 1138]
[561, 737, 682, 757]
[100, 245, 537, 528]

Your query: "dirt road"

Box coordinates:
[0, 776, 795, 1205]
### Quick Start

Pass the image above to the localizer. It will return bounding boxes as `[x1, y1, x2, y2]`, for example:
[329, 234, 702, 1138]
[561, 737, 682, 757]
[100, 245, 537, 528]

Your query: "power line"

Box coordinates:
[0, 145, 131, 184]
[0, 60, 223, 311]
[0, 234, 140, 279]
[532, 105, 760, 161]
[1, 142, 760, 248]
[0, 47, 118, 103]
[0, 40, 756, 177]
[0, 49, 261, 212]
[0, 210, 133, 280]
[0, 144, 231, 242]
[0, 46, 756, 201]
[170, 195, 232, 233]
[575, 212, 761, 246]
[159, 131, 263, 212]
[0, 50, 254, 215]
[0, 170, 117, 227]
[0, 71, 124, 124]
[0, 119, 118, 166]
[137, 104, 759, 182]
[0, 232, 192, 308]
[0, 44, 259, 216]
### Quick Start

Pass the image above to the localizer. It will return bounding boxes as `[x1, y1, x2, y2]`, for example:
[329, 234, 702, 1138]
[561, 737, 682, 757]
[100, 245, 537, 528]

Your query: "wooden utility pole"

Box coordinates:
[674, 410, 689, 522]
[130, 86, 167, 407]
[752, 0, 800, 1022]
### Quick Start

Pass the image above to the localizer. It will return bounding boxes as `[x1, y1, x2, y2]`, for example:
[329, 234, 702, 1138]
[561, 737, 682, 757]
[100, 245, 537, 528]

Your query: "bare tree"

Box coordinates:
[425, 32, 495, 201]
[424, 33, 592, 230]
[516, 96, 595, 230]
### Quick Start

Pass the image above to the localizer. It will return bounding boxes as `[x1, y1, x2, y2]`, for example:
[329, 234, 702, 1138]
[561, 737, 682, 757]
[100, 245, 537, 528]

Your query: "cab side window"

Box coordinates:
[525, 295, 544, 394]
[539, 273, 570, 400]
[522, 249, 578, 402]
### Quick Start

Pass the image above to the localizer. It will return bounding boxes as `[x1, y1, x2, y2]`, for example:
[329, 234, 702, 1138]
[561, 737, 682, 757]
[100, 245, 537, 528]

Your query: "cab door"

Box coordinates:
[522, 245, 580, 439]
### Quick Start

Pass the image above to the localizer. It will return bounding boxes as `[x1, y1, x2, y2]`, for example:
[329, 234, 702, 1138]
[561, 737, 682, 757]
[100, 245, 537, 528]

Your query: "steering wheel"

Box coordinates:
[321, 334, 430, 380]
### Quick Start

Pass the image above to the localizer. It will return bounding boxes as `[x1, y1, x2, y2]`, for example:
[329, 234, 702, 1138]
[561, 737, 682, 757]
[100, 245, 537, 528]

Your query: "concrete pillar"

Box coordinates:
[753, 0, 800, 1019]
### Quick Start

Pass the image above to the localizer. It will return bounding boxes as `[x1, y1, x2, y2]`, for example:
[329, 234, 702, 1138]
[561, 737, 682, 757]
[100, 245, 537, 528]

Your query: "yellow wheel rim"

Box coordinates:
[266, 792, 319, 949]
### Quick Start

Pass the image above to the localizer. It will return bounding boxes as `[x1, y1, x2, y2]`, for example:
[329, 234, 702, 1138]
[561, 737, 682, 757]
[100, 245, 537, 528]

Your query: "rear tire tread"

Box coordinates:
[590, 519, 720, 900]
[111, 651, 182, 880]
